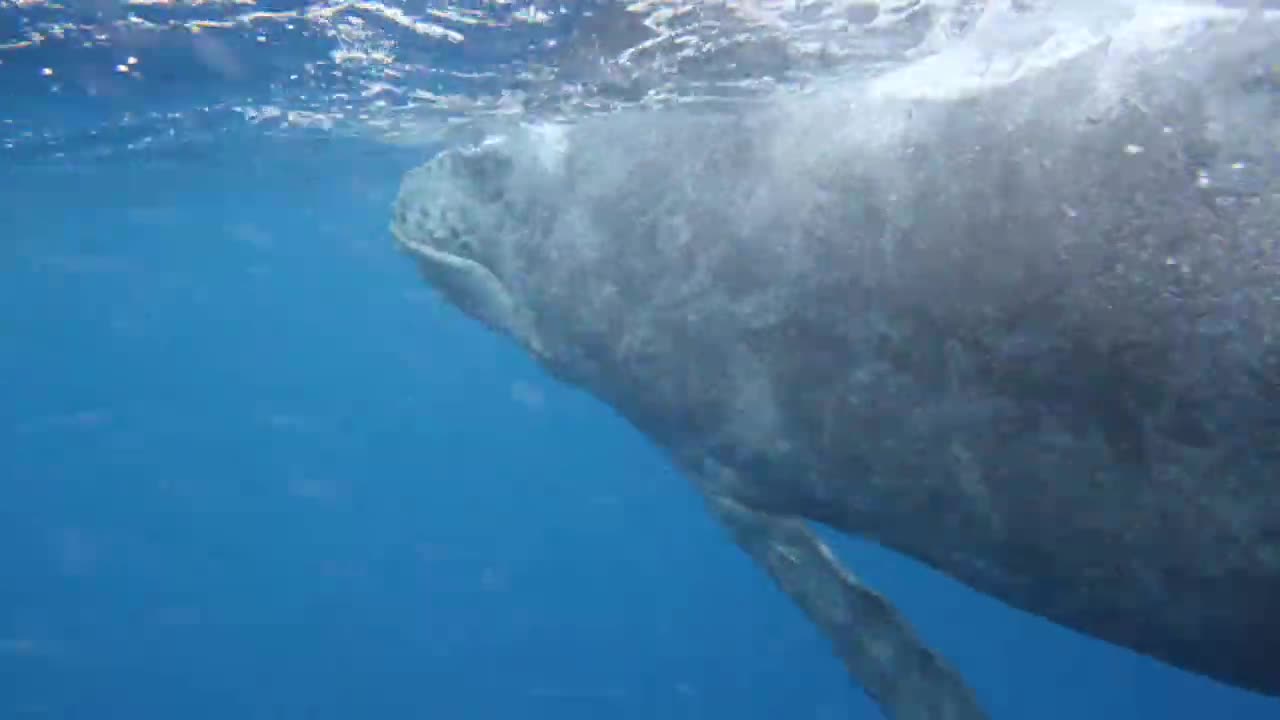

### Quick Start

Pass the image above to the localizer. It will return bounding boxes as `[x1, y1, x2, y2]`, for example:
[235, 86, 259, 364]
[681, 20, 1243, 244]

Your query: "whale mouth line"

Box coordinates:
[395, 228, 479, 274]
[393, 220, 544, 357]
[393, 224, 507, 308]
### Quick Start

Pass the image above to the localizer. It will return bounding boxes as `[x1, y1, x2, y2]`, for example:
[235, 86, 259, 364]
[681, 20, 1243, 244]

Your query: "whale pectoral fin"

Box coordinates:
[700, 490, 989, 720]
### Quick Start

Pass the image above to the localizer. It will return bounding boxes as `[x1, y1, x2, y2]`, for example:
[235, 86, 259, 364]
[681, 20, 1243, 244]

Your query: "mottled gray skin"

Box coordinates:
[392, 8, 1280, 717]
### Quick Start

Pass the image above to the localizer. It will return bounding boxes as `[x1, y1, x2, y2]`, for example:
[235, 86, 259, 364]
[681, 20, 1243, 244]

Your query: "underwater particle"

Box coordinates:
[0, 638, 37, 655]
[510, 380, 546, 410]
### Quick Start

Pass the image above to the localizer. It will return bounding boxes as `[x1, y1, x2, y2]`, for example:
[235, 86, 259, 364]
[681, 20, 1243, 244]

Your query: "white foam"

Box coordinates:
[867, 1, 1268, 102]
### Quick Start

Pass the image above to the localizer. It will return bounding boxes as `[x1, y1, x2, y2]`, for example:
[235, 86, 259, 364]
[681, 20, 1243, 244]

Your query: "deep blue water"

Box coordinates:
[3, 14, 1280, 720]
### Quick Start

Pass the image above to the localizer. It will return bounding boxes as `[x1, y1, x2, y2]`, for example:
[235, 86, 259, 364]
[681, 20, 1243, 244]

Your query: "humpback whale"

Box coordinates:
[391, 5, 1280, 718]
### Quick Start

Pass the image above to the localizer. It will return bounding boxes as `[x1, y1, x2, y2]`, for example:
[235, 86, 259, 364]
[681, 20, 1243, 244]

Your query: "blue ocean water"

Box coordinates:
[2, 2, 1278, 719]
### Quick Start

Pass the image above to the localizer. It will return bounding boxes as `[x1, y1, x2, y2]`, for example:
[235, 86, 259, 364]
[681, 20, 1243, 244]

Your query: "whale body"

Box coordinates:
[391, 6, 1280, 718]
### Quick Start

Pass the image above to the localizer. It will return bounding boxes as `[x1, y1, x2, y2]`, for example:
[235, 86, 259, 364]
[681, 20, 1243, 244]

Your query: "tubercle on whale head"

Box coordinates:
[390, 144, 546, 359]
[392, 143, 516, 263]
